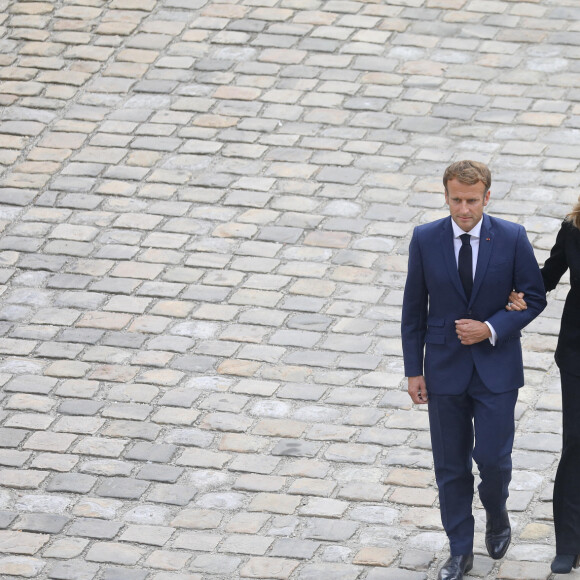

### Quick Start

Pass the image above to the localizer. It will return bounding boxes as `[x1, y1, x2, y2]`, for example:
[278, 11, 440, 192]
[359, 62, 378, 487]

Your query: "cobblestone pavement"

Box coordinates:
[0, 0, 579, 578]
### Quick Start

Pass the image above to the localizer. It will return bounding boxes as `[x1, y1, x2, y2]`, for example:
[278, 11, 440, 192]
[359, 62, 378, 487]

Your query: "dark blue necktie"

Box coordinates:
[458, 233, 473, 300]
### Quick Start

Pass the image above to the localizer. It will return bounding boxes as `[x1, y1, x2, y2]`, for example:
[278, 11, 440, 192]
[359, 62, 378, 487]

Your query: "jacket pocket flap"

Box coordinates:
[427, 317, 445, 327]
[425, 334, 445, 344]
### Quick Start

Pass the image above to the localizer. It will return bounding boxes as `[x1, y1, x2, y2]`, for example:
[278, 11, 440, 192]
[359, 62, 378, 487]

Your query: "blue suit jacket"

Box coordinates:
[401, 213, 546, 394]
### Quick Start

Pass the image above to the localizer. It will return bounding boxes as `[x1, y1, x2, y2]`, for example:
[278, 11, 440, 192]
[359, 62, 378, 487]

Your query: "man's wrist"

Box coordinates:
[484, 321, 496, 345]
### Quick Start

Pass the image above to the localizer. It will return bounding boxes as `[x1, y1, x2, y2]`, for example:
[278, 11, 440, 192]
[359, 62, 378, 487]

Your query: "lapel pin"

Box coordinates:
[486, 238, 490, 241]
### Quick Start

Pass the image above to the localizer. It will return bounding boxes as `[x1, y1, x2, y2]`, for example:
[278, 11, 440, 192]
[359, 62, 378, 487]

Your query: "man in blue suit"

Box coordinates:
[401, 160, 546, 580]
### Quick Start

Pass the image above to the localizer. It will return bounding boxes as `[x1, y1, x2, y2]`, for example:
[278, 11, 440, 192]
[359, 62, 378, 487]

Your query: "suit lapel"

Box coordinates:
[471, 213, 493, 305]
[441, 217, 468, 301]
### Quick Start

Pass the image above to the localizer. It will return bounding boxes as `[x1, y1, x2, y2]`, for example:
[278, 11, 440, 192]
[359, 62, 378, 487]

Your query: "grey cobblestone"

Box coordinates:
[148, 484, 196, 507]
[16, 513, 69, 534]
[0, 427, 28, 448]
[46, 474, 96, 494]
[95, 478, 150, 500]
[65, 518, 123, 540]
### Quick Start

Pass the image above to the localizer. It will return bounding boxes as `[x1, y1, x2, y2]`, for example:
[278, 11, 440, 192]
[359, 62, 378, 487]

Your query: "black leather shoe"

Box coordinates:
[437, 553, 474, 580]
[485, 508, 511, 559]
[551, 554, 580, 574]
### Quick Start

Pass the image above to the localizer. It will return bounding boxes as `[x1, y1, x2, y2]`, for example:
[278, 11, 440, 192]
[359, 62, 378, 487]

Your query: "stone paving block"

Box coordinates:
[271, 439, 323, 458]
[46, 474, 97, 494]
[170, 509, 222, 530]
[299, 497, 349, 519]
[36, 341, 85, 359]
[195, 490, 246, 512]
[107, 383, 159, 403]
[85, 542, 144, 565]
[125, 442, 177, 463]
[0, 469, 48, 489]
[225, 512, 270, 534]
[145, 548, 191, 571]
[0, 512, 17, 530]
[307, 424, 356, 441]
[4, 411, 54, 430]
[119, 524, 175, 546]
[102, 402, 151, 421]
[190, 553, 242, 575]
[276, 382, 326, 401]
[200, 412, 253, 433]
[345, 408, 385, 426]
[198, 392, 248, 414]
[353, 546, 398, 567]
[229, 454, 280, 474]
[288, 478, 336, 497]
[337, 482, 388, 502]
[145, 484, 196, 507]
[43, 537, 89, 559]
[149, 573, 201, 580]
[0, 427, 29, 448]
[59, 397, 105, 415]
[398, 548, 435, 571]
[268, 514, 300, 537]
[298, 563, 362, 579]
[302, 517, 359, 541]
[102, 420, 161, 441]
[171, 449, 227, 471]
[81, 459, 132, 477]
[0, 449, 30, 467]
[164, 427, 214, 448]
[233, 474, 286, 492]
[101, 567, 149, 580]
[152, 406, 199, 425]
[0, 530, 50, 554]
[66, 518, 123, 540]
[383, 468, 433, 488]
[220, 534, 274, 555]
[14, 495, 72, 517]
[44, 360, 91, 378]
[0, 556, 46, 578]
[231, 379, 280, 396]
[95, 477, 150, 500]
[366, 569, 426, 580]
[497, 560, 551, 579]
[173, 531, 221, 553]
[248, 493, 301, 515]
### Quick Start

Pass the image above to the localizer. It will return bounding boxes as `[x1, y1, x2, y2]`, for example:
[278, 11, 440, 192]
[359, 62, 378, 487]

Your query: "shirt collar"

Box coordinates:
[451, 217, 482, 240]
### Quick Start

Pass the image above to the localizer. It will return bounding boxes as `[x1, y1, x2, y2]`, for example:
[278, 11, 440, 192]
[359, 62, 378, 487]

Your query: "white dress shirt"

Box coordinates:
[451, 218, 497, 345]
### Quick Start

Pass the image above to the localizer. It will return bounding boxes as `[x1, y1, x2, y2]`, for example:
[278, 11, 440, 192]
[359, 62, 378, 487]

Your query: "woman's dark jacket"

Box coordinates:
[542, 219, 580, 375]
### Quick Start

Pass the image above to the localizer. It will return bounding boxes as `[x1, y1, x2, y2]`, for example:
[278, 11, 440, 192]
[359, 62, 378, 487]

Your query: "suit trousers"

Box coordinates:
[428, 368, 518, 556]
[554, 369, 580, 554]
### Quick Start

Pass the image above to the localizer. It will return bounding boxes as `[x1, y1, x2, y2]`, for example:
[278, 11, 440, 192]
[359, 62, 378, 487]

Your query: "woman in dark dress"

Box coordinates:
[509, 207, 580, 573]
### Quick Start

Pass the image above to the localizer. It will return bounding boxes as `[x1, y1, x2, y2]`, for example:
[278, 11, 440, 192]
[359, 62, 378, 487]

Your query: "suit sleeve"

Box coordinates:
[401, 227, 428, 377]
[541, 221, 568, 292]
[486, 225, 547, 342]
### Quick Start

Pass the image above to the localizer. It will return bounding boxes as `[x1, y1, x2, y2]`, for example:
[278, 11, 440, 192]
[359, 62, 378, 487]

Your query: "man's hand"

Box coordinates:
[506, 291, 527, 311]
[408, 375, 428, 404]
[455, 319, 491, 345]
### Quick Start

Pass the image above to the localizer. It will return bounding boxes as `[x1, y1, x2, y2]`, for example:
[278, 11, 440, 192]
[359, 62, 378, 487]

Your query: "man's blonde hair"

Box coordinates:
[443, 160, 492, 194]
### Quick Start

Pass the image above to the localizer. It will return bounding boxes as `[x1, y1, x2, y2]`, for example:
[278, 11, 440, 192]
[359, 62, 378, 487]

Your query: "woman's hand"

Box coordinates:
[506, 291, 527, 311]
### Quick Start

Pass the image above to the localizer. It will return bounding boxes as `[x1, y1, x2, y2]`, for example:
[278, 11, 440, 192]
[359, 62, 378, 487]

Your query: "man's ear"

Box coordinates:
[483, 190, 491, 206]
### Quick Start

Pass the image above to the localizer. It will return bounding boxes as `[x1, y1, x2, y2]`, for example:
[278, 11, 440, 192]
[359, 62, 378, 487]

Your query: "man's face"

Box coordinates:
[444, 178, 490, 232]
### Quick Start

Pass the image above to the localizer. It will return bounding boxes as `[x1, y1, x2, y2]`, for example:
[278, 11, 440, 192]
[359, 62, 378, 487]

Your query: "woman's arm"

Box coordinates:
[541, 220, 569, 292]
[506, 220, 570, 311]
